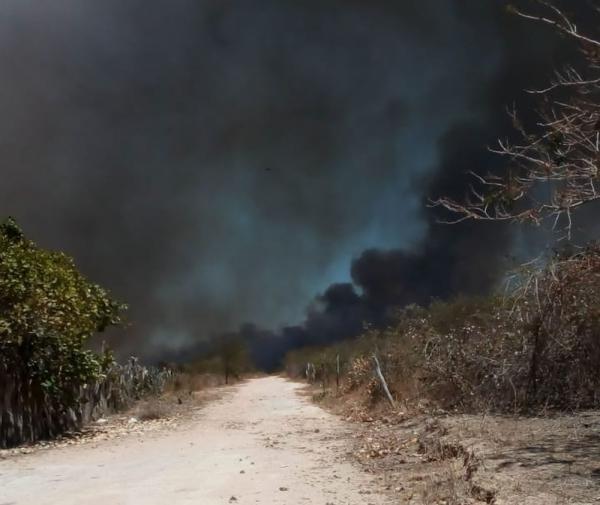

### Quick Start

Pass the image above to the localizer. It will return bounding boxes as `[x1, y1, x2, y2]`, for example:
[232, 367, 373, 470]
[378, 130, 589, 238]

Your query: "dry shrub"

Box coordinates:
[135, 401, 168, 421]
[344, 356, 372, 393]
[285, 344, 354, 389]
[288, 245, 600, 414]
[512, 244, 600, 408]
[414, 297, 523, 411]
[412, 245, 600, 412]
[166, 372, 225, 393]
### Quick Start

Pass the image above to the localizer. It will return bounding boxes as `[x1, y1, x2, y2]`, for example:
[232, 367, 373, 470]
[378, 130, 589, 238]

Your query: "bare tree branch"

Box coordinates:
[433, 2, 600, 238]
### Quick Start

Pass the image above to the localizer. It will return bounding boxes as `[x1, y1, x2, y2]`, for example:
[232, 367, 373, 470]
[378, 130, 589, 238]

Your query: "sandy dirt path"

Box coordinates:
[0, 377, 387, 505]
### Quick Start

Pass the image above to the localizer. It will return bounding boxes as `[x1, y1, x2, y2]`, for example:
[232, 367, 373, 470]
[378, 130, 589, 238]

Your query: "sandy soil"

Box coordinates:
[0, 377, 387, 505]
[351, 409, 600, 504]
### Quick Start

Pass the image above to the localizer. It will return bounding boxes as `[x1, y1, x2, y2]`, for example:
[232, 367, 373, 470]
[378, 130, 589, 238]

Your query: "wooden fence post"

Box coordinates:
[372, 353, 396, 408]
[336, 354, 340, 391]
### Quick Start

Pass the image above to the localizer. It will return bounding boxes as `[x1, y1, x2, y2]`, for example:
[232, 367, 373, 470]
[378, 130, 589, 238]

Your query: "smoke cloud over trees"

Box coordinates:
[0, 1, 582, 365]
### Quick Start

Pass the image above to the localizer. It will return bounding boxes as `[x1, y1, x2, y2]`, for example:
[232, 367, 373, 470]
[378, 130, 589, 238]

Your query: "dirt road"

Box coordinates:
[0, 377, 386, 505]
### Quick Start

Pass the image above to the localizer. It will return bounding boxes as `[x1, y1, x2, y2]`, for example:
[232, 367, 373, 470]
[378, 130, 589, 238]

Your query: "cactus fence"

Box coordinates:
[0, 358, 172, 449]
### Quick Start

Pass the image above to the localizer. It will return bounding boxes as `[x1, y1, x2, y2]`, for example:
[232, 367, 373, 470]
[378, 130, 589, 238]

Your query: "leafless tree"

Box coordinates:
[433, 1, 600, 238]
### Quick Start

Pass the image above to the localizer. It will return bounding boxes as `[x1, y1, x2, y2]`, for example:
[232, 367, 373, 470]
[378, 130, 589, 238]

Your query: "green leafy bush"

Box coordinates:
[0, 217, 125, 407]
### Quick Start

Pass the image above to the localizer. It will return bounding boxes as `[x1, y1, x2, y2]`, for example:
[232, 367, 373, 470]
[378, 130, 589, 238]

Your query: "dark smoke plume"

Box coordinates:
[0, 1, 580, 366]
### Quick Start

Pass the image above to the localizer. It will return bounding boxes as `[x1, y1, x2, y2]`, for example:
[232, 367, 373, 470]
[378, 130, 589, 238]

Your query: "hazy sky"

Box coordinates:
[0, 0, 573, 359]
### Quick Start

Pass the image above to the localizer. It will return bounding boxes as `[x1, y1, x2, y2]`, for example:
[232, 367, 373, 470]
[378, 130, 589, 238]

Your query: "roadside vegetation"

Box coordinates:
[287, 244, 600, 413]
[286, 3, 600, 503]
[167, 334, 255, 387]
[0, 219, 171, 448]
[0, 218, 253, 449]
[287, 0, 600, 415]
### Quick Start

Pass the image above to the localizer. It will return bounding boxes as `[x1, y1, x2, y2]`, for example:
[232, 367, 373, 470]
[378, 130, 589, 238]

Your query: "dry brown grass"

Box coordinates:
[346, 406, 600, 505]
[134, 372, 237, 421]
[134, 401, 169, 421]
[166, 372, 227, 393]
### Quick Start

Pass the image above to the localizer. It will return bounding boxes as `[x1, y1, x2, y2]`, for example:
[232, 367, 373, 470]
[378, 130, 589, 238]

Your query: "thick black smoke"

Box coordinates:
[223, 1, 582, 369]
[0, 1, 580, 364]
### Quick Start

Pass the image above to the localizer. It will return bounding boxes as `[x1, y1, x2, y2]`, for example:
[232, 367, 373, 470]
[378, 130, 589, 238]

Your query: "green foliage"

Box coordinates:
[0, 218, 126, 405]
